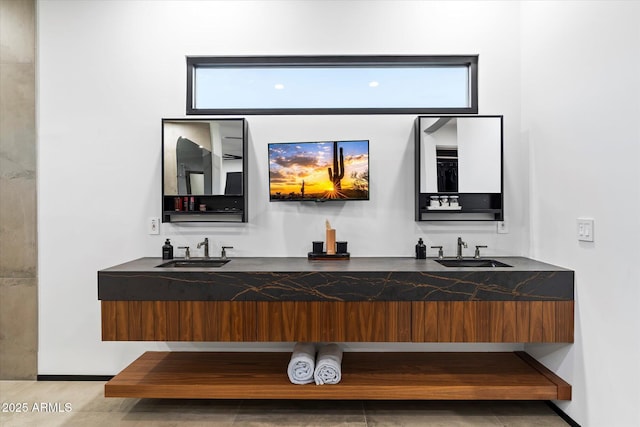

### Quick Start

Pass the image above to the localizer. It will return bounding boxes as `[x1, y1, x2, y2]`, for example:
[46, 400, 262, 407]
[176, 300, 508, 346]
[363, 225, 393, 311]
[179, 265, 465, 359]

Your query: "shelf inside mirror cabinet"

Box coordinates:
[162, 195, 245, 223]
[416, 192, 503, 221]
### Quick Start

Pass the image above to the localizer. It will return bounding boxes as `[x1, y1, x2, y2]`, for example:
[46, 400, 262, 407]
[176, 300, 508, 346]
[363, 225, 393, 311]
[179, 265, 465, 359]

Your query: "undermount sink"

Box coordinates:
[156, 259, 230, 268]
[435, 259, 512, 268]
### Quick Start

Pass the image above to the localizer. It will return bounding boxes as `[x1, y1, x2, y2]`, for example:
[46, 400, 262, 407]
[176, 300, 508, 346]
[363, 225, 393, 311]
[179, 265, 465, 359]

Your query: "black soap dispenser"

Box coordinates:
[162, 239, 174, 260]
[415, 238, 427, 259]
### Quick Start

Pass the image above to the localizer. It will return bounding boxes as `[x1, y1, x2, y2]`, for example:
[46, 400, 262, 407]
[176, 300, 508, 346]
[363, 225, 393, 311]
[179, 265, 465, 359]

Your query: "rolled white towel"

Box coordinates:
[287, 342, 316, 384]
[314, 343, 343, 385]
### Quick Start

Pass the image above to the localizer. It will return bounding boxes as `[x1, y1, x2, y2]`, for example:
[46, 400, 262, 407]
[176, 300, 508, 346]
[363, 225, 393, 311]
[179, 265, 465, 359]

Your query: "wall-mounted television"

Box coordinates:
[269, 140, 369, 201]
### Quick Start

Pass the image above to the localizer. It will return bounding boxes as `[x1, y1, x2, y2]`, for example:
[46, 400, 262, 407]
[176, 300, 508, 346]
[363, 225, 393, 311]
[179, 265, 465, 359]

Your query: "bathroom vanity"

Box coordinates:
[98, 256, 573, 400]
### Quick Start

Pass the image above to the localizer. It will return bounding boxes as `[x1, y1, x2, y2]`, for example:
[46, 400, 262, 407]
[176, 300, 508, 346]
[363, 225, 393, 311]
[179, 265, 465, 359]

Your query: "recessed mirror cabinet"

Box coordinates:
[415, 115, 503, 221]
[162, 118, 248, 222]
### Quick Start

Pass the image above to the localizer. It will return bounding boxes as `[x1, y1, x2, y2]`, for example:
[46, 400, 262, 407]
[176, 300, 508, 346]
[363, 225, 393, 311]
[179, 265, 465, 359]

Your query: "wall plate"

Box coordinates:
[148, 217, 160, 235]
[577, 218, 594, 242]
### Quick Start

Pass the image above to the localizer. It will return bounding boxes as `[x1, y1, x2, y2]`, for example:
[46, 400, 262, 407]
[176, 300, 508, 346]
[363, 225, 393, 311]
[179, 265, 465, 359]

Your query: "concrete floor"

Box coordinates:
[0, 380, 570, 426]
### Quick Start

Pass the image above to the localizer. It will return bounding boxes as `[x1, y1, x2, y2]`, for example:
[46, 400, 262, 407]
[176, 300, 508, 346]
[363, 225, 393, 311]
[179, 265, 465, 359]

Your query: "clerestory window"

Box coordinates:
[187, 55, 478, 115]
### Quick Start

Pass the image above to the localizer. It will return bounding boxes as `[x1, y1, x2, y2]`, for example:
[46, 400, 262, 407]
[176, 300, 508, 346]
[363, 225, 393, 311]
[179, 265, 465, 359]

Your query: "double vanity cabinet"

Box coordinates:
[98, 256, 573, 401]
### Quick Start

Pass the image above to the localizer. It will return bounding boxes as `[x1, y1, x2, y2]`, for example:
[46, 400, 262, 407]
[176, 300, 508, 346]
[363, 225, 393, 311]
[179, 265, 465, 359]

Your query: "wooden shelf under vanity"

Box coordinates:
[105, 351, 571, 401]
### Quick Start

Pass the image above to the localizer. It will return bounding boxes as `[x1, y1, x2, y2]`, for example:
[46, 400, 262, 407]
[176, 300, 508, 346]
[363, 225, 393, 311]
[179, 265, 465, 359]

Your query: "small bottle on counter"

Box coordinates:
[162, 238, 174, 260]
[415, 238, 427, 259]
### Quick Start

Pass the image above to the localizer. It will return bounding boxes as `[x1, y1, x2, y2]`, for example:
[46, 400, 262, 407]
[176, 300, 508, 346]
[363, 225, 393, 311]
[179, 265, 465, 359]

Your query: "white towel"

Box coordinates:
[314, 343, 343, 385]
[287, 342, 316, 384]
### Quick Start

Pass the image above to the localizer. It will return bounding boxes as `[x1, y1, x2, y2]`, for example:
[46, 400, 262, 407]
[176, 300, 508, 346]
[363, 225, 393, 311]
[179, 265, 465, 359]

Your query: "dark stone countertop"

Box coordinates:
[98, 257, 573, 302]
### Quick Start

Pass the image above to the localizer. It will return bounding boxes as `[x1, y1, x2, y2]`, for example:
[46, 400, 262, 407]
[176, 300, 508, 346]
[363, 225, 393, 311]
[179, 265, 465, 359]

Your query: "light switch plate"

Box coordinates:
[148, 217, 160, 235]
[577, 218, 594, 242]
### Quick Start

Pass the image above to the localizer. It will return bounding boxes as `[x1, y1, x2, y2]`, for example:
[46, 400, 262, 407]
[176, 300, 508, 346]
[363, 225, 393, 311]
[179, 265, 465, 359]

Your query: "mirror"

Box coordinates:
[419, 116, 502, 194]
[163, 119, 244, 196]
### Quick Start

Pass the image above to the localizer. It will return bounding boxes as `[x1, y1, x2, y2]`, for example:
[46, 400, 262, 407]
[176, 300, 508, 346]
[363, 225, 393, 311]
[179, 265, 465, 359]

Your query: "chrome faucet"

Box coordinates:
[221, 246, 233, 260]
[197, 238, 209, 259]
[456, 237, 467, 259]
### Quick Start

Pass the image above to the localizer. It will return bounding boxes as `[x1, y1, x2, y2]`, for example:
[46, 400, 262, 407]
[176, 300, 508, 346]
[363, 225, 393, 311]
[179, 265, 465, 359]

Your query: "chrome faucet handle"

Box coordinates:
[474, 245, 488, 259]
[430, 246, 444, 259]
[178, 246, 190, 259]
[221, 246, 234, 260]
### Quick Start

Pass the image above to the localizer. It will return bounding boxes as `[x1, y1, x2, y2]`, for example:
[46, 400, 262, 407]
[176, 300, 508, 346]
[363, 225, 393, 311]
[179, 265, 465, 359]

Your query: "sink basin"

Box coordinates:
[156, 259, 230, 268]
[435, 259, 512, 268]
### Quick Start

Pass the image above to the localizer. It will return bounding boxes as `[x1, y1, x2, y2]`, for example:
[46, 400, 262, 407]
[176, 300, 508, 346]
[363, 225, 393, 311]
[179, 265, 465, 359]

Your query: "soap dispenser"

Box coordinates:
[415, 238, 427, 259]
[162, 239, 174, 260]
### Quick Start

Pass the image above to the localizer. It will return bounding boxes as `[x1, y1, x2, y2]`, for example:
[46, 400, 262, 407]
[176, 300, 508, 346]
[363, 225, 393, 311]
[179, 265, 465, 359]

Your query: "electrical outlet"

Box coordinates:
[497, 221, 509, 234]
[577, 218, 594, 242]
[148, 217, 160, 235]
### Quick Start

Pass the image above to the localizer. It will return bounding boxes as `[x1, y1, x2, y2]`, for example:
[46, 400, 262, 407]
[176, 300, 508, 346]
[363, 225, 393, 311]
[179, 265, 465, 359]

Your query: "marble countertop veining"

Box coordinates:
[98, 257, 574, 302]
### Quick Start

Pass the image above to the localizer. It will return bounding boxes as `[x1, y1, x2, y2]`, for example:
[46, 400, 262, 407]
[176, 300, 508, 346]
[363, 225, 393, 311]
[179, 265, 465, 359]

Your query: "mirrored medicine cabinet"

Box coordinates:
[162, 118, 248, 223]
[415, 115, 504, 221]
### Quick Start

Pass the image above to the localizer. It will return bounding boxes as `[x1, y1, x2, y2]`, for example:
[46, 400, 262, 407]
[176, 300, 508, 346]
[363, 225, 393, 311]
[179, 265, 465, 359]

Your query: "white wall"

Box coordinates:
[521, 2, 640, 426]
[38, 0, 527, 376]
[38, 2, 640, 425]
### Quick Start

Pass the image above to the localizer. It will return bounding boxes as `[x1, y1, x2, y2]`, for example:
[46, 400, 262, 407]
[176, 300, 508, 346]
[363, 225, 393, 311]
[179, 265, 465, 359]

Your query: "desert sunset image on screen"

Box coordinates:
[269, 140, 369, 201]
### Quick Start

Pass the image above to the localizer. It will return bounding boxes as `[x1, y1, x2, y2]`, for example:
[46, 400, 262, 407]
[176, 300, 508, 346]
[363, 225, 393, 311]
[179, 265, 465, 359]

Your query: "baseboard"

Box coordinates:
[37, 375, 114, 381]
[546, 401, 581, 427]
